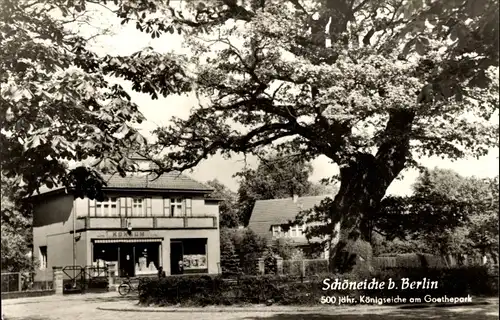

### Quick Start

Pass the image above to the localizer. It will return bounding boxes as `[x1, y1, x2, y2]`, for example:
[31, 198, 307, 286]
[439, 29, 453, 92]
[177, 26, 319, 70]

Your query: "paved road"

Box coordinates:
[2, 292, 499, 320]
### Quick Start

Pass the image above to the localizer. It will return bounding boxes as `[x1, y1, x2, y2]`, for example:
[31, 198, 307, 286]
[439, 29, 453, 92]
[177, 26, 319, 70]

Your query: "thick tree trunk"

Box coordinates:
[328, 109, 415, 271]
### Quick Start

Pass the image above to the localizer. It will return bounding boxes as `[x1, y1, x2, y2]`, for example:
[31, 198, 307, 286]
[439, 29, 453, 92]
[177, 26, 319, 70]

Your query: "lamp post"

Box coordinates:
[72, 194, 76, 288]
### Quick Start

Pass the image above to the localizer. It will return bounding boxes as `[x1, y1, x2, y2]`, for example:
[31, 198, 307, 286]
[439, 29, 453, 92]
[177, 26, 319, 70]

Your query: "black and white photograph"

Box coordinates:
[0, 0, 498, 319]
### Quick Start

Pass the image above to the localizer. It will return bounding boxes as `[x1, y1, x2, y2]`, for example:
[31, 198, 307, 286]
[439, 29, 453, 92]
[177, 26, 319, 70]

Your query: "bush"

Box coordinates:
[222, 228, 267, 275]
[220, 228, 241, 275]
[263, 250, 277, 274]
[283, 260, 303, 275]
[304, 259, 329, 276]
[282, 259, 329, 277]
[138, 266, 497, 307]
[332, 239, 373, 273]
[369, 265, 497, 298]
[373, 253, 449, 270]
[138, 274, 327, 306]
[271, 238, 297, 260]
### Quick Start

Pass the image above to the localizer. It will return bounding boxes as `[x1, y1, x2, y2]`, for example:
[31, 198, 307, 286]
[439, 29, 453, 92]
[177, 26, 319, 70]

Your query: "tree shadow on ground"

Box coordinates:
[4, 316, 52, 320]
[82, 294, 139, 303]
[242, 306, 498, 320]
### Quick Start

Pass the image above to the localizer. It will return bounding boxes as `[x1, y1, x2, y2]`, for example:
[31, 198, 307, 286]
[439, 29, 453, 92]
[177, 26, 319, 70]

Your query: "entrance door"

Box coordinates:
[119, 244, 135, 277]
[170, 241, 183, 275]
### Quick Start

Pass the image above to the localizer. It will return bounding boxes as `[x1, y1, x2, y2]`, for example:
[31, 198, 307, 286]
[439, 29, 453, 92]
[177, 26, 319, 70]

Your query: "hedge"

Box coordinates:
[368, 266, 498, 298]
[373, 253, 448, 269]
[138, 266, 497, 306]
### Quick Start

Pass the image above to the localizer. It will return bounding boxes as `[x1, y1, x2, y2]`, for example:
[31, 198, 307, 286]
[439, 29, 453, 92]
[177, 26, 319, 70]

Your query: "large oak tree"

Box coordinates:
[141, 0, 498, 258]
[2, 0, 498, 263]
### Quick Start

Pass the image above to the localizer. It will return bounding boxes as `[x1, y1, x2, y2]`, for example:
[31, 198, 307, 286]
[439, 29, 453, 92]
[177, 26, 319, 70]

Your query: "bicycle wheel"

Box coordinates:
[118, 283, 131, 296]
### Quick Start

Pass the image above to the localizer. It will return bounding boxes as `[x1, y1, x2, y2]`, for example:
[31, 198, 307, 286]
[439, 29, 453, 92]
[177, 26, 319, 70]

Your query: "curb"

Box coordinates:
[96, 305, 394, 313]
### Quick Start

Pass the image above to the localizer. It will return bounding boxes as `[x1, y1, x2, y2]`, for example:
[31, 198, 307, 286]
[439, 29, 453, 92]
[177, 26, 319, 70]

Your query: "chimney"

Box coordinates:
[293, 194, 299, 203]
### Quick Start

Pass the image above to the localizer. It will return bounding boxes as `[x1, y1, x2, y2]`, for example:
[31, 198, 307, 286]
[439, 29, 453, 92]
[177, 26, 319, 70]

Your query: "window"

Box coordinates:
[95, 197, 118, 216]
[177, 238, 208, 273]
[171, 198, 183, 217]
[120, 197, 151, 217]
[297, 225, 304, 237]
[163, 197, 191, 217]
[272, 225, 282, 237]
[288, 225, 304, 237]
[132, 198, 145, 216]
[39, 246, 47, 270]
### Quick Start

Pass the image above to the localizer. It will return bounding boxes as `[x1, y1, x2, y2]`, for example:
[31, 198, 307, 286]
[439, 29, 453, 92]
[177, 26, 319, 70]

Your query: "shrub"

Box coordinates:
[262, 250, 277, 274]
[220, 228, 241, 275]
[332, 239, 373, 273]
[271, 238, 296, 260]
[304, 259, 329, 276]
[220, 228, 267, 275]
[138, 274, 328, 306]
[369, 265, 497, 298]
[233, 228, 267, 275]
[283, 260, 303, 275]
[373, 253, 449, 270]
[138, 266, 497, 307]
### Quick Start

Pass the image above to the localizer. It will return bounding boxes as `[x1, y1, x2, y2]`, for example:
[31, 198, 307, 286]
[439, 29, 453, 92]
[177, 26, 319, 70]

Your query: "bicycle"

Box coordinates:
[118, 276, 141, 296]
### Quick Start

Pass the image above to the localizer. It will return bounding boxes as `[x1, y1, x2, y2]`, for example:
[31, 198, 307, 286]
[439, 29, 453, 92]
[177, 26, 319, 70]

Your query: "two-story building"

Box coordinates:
[29, 172, 221, 283]
[247, 195, 330, 258]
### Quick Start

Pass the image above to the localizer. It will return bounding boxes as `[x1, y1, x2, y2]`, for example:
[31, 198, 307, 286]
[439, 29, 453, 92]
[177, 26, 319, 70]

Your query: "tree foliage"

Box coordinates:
[375, 169, 499, 260]
[1, 174, 32, 271]
[0, 0, 156, 198]
[230, 228, 267, 274]
[235, 151, 333, 225]
[206, 179, 240, 228]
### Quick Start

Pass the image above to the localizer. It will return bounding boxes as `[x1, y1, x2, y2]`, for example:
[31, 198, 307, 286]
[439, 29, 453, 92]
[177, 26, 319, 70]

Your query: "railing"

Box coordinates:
[282, 259, 329, 276]
[78, 216, 217, 229]
[1, 272, 52, 293]
[279, 255, 499, 276]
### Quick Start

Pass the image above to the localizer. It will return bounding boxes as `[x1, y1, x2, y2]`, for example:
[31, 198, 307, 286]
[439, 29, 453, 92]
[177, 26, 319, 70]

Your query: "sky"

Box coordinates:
[76, 3, 499, 196]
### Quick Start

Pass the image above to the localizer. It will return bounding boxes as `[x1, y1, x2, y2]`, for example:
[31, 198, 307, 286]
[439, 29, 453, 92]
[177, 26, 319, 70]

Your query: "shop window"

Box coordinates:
[92, 244, 118, 276]
[134, 243, 160, 275]
[93, 244, 118, 264]
[182, 238, 207, 272]
[39, 246, 47, 270]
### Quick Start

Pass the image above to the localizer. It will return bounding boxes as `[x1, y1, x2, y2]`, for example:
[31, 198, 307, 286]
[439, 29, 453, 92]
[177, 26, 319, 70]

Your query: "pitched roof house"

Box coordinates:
[247, 195, 331, 257]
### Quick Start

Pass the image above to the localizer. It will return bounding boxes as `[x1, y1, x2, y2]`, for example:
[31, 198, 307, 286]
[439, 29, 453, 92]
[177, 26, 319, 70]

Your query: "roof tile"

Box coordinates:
[102, 172, 212, 191]
[34, 172, 212, 196]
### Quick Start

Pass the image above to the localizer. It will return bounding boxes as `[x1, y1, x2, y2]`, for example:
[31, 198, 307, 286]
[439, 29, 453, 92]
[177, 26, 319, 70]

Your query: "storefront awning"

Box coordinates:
[93, 238, 163, 244]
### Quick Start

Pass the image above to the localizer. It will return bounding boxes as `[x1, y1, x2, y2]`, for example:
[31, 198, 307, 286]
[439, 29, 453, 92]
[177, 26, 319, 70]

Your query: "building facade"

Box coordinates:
[30, 172, 221, 282]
